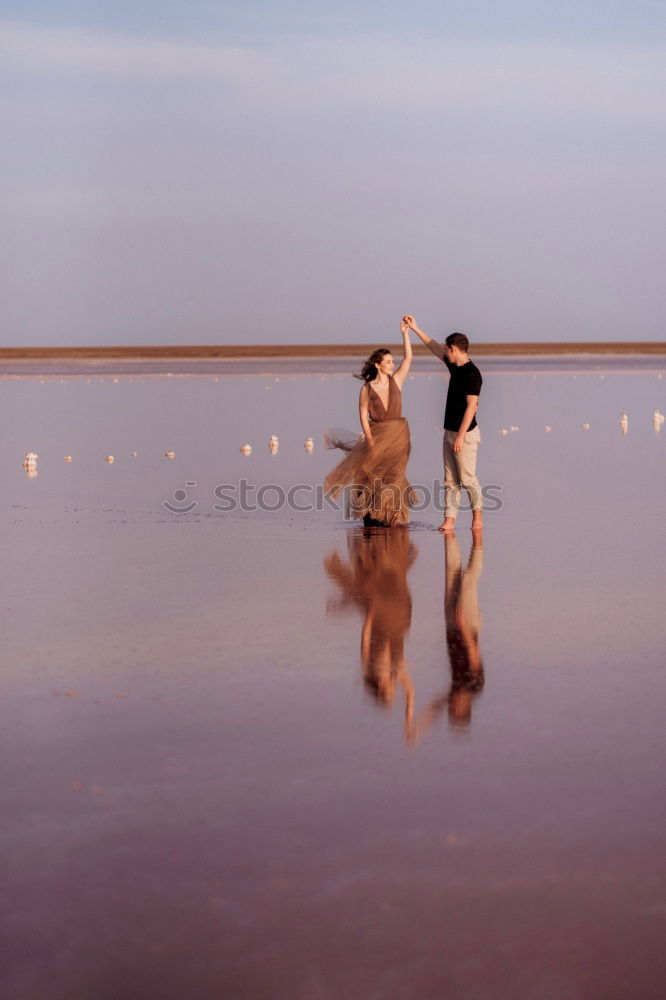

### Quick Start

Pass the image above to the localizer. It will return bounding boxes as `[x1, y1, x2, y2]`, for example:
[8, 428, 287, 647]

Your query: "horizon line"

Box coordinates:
[1, 341, 666, 360]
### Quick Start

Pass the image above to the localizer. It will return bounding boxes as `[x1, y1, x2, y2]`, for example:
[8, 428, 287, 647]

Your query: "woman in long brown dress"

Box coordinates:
[325, 322, 414, 527]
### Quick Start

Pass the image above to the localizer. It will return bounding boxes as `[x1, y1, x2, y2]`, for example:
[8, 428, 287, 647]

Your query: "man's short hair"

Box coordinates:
[445, 332, 469, 352]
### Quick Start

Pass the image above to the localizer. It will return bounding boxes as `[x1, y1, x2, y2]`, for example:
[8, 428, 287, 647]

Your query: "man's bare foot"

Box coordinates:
[438, 517, 456, 533]
[471, 512, 483, 530]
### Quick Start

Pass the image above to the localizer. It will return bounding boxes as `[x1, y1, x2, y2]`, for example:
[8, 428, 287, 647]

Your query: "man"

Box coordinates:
[403, 316, 483, 533]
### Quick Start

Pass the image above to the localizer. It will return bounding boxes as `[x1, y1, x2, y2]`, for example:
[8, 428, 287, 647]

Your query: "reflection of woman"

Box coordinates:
[325, 529, 417, 730]
[325, 322, 414, 527]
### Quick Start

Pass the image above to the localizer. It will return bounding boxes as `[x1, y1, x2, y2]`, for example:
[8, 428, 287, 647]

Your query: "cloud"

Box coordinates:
[1, 20, 665, 123]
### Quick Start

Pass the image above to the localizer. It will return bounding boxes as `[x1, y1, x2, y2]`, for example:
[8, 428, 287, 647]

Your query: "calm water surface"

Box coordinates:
[2, 361, 665, 999]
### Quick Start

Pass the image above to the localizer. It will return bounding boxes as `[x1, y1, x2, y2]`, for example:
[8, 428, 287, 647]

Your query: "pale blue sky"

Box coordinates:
[2, 1, 665, 345]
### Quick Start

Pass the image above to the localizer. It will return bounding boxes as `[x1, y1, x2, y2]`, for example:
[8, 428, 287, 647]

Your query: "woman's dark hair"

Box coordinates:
[354, 348, 391, 383]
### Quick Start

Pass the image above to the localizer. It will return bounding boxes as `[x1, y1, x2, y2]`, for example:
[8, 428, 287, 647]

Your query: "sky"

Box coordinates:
[2, 1, 666, 346]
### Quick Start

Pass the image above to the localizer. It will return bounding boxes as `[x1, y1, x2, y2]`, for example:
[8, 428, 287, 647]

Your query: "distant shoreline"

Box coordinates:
[1, 342, 666, 360]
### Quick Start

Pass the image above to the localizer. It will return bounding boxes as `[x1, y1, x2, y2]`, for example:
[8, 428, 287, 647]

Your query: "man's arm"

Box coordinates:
[453, 395, 479, 452]
[403, 315, 448, 364]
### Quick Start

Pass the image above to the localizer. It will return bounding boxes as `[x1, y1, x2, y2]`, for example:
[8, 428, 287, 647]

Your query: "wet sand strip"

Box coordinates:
[1, 341, 666, 361]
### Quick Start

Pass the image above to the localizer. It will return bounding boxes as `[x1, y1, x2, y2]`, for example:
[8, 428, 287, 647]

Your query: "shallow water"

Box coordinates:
[2, 361, 665, 999]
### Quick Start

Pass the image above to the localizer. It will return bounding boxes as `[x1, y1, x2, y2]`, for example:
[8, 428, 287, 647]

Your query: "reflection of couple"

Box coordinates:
[325, 315, 483, 532]
[325, 528, 484, 743]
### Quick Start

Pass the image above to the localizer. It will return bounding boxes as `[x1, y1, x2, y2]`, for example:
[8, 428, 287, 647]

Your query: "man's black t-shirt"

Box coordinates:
[443, 358, 482, 431]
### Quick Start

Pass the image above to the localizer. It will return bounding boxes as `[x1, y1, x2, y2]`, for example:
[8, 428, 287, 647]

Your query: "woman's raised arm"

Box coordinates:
[392, 320, 413, 389]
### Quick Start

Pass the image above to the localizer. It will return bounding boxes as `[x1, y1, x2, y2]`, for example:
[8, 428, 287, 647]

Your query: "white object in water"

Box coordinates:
[165, 451, 176, 459]
[500, 428, 509, 437]
[509, 425, 519, 432]
[240, 444, 252, 455]
[305, 436, 314, 451]
[544, 426, 552, 432]
[63, 455, 72, 462]
[23, 453, 38, 475]
[620, 412, 629, 434]
[105, 455, 114, 463]
[582, 423, 590, 430]
[131, 451, 139, 457]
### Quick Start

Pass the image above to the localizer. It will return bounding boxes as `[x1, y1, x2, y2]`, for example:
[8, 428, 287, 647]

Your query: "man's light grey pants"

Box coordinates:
[443, 426, 482, 519]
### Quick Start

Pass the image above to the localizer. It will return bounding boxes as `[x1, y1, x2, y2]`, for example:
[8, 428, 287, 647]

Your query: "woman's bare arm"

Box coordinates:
[392, 321, 413, 389]
[359, 384, 374, 445]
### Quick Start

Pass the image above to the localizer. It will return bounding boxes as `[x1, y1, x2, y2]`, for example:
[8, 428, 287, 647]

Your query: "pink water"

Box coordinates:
[2, 359, 665, 999]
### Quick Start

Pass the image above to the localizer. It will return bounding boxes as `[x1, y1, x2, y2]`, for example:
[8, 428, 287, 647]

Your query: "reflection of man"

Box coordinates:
[411, 533, 484, 742]
[403, 316, 482, 533]
[444, 533, 484, 725]
[324, 529, 417, 739]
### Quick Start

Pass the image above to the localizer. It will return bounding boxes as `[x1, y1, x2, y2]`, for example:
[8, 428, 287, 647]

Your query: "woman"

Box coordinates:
[325, 322, 414, 527]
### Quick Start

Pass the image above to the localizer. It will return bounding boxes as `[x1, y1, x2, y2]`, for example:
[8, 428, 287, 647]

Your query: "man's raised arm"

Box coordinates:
[403, 315, 447, 364]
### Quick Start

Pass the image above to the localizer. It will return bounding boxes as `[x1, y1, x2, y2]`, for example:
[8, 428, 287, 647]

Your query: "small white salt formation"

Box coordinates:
[23, 452, 38, 475]
[652, 410, 664, 432]
[509, 426, 519, 432]
[165, 451, 176, 459]
[500, 428, 509, 437]
[63, 456, 72, 462]
[269, 435, 279, 447]
[544, 426, 552, 432]
[24, 452, 38, 466]
[240, 444, 252, 455]
[131, 451, 139, 457]
[620, 412, 629, 434]
[305, 436, 314, 451]
[113, 378, 119, 384]
[582, 423, 590, 430]
[105, 455, 114, 463]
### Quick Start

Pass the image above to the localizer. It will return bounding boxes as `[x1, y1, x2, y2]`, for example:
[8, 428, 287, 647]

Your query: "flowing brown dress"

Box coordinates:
[325, 376, 414, 526]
